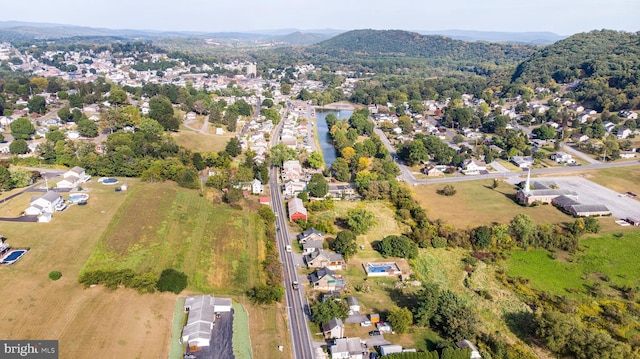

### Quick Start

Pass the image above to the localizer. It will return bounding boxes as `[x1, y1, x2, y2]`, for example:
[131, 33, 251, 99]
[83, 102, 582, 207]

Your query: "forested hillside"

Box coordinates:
[282, 29, 536, 76]
[512, 30, 640, 111]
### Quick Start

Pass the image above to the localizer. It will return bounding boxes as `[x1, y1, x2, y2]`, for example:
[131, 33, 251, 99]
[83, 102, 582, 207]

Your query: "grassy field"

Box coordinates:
[412, 179, 575, 229]
[232, 302, 253, 359]
[172, 126, 235, 153]
[0, 178, 177, 359]
[82, 182, 266, 294]
[506, 231, 640, 299]
[581, 166, 640, 195]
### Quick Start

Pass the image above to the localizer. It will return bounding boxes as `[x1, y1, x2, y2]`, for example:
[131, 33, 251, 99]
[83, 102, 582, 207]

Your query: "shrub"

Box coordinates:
[436, 185, 457, 196]
[432, 237, 448, 248]
[156, 268, 188, 294]
[49, 271, 62, 281]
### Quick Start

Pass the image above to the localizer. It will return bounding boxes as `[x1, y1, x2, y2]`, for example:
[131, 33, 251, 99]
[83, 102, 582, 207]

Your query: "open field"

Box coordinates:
[244, 301, 292, 359]
[580, 167, 640, 196]
[506, 231, 640, 299]
[173, 125, 235, 153]
[312, 200, 410, 259]
[83, 182, 266, 294]
[412, 179, 575, 229]
[0, 179, 177, 359]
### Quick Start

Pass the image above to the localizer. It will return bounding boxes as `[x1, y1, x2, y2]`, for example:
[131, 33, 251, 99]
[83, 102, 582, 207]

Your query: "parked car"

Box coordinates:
[360, 321, 372, 327]
[368, 330, 381, 336]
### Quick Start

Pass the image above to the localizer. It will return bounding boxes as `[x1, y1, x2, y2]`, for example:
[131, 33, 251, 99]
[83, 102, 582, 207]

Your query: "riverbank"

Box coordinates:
[315, 102, 355, 111]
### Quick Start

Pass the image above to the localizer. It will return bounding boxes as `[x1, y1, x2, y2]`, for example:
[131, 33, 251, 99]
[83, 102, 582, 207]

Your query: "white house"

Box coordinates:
[56, 166, 90, 189]
[511, 156, 534, 168]
[617, 128, 632, 139]
[25, 191, 63, 215]
[461, 159, 486, 175]
[550, 152, 575, 164]
[329, 338, 368, 359]
[251, 179, 263, 195]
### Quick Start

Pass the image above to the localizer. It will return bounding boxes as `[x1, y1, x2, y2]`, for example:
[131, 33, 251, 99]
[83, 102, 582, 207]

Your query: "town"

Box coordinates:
[0, 14, 639, 359]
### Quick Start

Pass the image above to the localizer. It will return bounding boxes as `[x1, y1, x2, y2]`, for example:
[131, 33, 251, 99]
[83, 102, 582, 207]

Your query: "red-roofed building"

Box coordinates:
[287, 198, 307, 222]
[259, 196, 270, 205]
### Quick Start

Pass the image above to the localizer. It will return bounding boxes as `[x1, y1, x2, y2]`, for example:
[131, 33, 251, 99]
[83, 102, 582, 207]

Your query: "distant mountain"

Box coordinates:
[269, 31, 333, 46]
[308, 29, 534, 64]
[512, 29, 640, 111]
[416, 29, 566, 45]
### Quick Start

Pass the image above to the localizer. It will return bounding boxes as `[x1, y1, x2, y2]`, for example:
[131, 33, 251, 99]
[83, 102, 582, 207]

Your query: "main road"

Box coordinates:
[268, 104, 316, 359]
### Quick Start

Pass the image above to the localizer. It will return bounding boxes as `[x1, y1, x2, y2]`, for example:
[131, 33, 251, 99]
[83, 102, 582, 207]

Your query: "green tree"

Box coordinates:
[155, 268, 188, 294]
[413, 283, 440, 326]
[472, 226, 492, 248]
[307, 152, 323, 169]
[509, 213, 537, 247]
[246, 284, 284, 304]
[330, 230, 358, 260]
[387, 307, 413, 334]
[9, 167, 32, 188]
[269, 143, 296, 166]
[407, 140, 428, 166]
[346, 208, 376, 234]
[225, 137, 241, 157]
[0, 166, 11, 190]
[9, 139, 29, 154]
[307, 173, 329, 198]
[258, 205, 276, 223]
[108, 87, 127, 106]
[11, 117, 36, 140]
[149, 95, 179, 131]
[57, 106, 72, 122]
[378, 235, 418, 259]
[77, 119, 98, 137]
[311, 297, 349, 325]
[330, 157, 351, 182]
[27, 95, 46, 114]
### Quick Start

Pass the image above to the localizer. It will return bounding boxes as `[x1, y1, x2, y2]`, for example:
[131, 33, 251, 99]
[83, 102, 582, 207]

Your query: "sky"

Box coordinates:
[1, 0, 639, 36]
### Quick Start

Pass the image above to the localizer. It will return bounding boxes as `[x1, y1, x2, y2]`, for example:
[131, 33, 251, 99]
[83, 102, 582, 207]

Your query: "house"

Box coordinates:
[379, 345, 403, 356]
[310, 267, 345, 292]
[329, 338, 368, 359]
[283, 180, 306, 198]
[617, 128, 632, 139]
[281, 160, 303, 181]
[571, 133, 589, 143]
[297, 227, 324, 243]
[456, 340, 482, 359]
[619, 110, 638, 120]
[422, 164, 444, 176]
[302, 239, 324, 255]
[550, 152, 575, 164]
[25, 191, 63, 215]
[287, 198, 307, 222]
[322, 318, 345, 340]
[620, 151, 637, 159]
[603, 121, 616, 133]
[461, 159, 486, 175]
[510, 156, 534, 168]
[56, 166, 90, 189]
[181, 295, 214, 348]
[251, 179, 263, 194]
[327, 184, 357, 200]
[305, 249, 345, 271]
[347, 297, 360, 314]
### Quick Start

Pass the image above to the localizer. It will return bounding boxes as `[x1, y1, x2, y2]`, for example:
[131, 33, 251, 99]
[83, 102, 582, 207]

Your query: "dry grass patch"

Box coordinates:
[413, 179, 574, 229]
[172, 128, 235, 153]
[244, 301, 292, 359]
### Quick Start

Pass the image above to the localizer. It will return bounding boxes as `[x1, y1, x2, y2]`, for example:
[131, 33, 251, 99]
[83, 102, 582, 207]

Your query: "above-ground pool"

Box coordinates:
[68, 193, 90, 203]
[368, 264, 394, 273]
[1, 249, 28, 265]
[99, 177, 119, 185]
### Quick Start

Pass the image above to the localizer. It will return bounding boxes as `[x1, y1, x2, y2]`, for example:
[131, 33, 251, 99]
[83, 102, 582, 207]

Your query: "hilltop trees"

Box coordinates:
[11, 117, 35, 140]
[149, 95, 179, 131]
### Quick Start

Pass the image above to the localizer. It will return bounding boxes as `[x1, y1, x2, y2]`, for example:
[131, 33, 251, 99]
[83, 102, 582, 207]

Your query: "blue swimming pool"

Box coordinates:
[99, 177, 119, 185]
[368, 265, 394, 273]
[1, 249, 27, 264]
[68, 193, 90, 203]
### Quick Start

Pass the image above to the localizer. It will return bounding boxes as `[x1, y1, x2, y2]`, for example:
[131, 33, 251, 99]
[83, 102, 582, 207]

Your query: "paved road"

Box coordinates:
[561, 142, 601, 164]
[269, 107, 315, 359]
[374, 126, 640, 185]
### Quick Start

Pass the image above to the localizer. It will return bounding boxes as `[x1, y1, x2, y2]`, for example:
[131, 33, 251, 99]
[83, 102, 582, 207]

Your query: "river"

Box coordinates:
[315, 109, 353, 168]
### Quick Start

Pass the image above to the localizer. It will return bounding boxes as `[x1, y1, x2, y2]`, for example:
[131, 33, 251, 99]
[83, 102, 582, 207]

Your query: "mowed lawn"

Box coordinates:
[0, 179, 177, 359]
[505, 231, 640, 299]
[172, 127, 235, 153]
[82, 182, 266, 294]
[412, 179, 575, 229]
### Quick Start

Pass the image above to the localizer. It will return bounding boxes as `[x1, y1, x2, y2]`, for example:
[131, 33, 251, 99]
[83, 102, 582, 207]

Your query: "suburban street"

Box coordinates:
[374, 125, 640, 186]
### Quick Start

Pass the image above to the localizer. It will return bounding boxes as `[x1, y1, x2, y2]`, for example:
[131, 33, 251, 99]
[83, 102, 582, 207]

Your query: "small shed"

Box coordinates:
[380, 345, 403, 356]
[347, 297, 360, 313]
[369, 313, 380, 324]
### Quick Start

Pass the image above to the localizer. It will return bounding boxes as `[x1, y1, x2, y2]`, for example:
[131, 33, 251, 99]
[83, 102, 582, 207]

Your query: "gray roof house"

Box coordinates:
[297, 227, 324, 243]
[322, 317, 345, 339]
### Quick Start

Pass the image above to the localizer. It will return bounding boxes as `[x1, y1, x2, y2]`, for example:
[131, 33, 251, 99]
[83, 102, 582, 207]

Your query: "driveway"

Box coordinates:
[186, 310, 234, 359]
[344, 312, 368, 324]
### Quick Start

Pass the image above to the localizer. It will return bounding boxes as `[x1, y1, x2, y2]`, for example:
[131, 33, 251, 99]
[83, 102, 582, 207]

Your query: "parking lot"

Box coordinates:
[185, 310, 234, 359]
[535, 176, 640, 219]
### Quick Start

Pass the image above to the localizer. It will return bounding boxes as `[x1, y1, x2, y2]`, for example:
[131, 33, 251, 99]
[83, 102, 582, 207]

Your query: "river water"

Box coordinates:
[315, 109, 353, 167]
